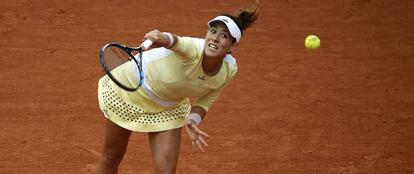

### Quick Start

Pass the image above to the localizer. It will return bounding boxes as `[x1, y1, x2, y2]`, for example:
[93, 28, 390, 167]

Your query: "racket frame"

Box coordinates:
[100, 42, 145, 91]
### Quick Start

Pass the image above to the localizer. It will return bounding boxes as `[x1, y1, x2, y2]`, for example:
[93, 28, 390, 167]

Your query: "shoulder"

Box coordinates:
[142, 47, 174, 62]
[223, 54, 238, 78]
[193, 37, 205, 52]
[224, 54, 237, 68]
[178, 36, 205, 51]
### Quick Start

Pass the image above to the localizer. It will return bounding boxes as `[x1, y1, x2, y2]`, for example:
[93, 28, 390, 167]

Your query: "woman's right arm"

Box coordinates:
[143, 29, 174, 49]
[143, 30, 200, 60]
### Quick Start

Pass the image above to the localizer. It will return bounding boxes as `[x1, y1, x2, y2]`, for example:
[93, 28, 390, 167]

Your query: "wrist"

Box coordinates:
[187, 113, 202, 125]
[163, 32, 174, 48]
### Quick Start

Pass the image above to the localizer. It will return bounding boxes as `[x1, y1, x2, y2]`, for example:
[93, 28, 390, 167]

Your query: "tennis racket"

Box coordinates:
[100, 40, 153, 91]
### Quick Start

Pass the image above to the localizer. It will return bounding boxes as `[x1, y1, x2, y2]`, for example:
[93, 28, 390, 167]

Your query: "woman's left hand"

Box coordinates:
[185, 120, 209, 152]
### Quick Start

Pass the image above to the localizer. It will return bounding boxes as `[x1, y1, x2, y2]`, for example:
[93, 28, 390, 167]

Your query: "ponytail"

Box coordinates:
[211, 1, 260, 43]
[234, 0, 260, 31]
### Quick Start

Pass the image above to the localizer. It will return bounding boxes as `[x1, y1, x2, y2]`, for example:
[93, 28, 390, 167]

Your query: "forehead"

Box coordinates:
[209, 21, 230, 32]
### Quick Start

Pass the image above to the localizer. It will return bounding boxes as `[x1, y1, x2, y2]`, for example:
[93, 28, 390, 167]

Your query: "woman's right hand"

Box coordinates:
[142, 30, 171, 49]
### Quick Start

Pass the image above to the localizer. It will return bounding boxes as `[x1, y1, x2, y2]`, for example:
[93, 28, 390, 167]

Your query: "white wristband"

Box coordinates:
[163, 32, 174, 48]
[187, 113, 202, 125]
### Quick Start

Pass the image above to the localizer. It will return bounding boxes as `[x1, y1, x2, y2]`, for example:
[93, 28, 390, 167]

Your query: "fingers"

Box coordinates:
[186, 121, 209, 137]
[186, 123, 210, 153]
[191, 140, 203, 152]
[190, 124, 210, 138]
[197, 136, 209, 148]
[143, 30, 160, 40]
[190, 135, 209, 152]
[192, 139, 207, 152]
[196, 128, 210, 138]
[195, 139, 206, 152]
[186, 119, 197, 126]
[142, 29, 169, 48]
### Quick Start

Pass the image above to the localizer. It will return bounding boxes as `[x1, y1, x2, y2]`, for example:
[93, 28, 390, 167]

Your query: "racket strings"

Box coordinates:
[103, 46, 142, 90]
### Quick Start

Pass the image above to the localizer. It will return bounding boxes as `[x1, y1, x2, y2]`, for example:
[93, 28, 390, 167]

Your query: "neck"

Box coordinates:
[202, 55, 224, 76]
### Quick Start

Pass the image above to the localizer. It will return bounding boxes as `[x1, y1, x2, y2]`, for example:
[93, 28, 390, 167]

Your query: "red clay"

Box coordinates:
[0, 0, 413, 173]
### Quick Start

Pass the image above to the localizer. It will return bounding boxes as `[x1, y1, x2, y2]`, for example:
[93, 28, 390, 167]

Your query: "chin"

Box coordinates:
[204, 48, 224, 59]
[205, 52, 220, 59]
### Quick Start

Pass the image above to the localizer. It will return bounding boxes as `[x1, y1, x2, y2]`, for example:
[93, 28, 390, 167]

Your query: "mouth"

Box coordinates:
[208, 43, 218, 50]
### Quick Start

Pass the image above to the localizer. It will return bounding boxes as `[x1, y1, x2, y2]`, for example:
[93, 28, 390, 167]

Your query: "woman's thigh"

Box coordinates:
[148, 128, 182, 173]
[101, 119, 132, 161]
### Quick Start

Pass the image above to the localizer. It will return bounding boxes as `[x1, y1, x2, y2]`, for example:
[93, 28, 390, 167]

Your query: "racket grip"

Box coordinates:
[141, 40, 153, 50]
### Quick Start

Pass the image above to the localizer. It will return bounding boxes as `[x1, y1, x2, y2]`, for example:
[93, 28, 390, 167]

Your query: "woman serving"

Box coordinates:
[97, 2, 260, 173]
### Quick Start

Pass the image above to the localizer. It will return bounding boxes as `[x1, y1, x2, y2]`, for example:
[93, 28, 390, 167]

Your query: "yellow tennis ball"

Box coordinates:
[305, 35, 320, 50]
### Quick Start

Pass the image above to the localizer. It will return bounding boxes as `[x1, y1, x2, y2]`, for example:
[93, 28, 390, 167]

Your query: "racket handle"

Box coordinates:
[141, 40, 153, 50]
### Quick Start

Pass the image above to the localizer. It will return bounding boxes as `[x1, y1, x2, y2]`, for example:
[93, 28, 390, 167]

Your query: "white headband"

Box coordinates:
[207, 16, 242, 43]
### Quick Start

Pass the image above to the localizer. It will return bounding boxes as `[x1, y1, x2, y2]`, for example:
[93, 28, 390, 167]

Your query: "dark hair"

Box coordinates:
[233, 0, 260, 33]
[221, 0, 260, 42]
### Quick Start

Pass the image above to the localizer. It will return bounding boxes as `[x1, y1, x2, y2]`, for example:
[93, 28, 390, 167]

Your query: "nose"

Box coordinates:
[211, 33, 220, 42]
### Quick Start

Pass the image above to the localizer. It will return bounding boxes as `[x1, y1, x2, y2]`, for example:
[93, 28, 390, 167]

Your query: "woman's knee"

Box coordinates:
[100, 119, 131, 166]
[100, 150, 125, 167]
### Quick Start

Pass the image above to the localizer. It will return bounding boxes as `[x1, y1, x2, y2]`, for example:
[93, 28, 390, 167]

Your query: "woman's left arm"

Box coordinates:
[186, 106, 210, 152]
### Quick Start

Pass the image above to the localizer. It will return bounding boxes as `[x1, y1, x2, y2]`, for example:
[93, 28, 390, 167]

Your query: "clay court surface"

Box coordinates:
[1, 0, 413, 173]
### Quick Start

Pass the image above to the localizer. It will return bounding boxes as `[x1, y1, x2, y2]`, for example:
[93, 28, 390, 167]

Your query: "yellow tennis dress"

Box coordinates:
[97, 36, 238, 132]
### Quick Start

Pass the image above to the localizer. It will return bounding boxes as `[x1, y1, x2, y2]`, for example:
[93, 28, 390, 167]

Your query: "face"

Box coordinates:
[203, 22, 237, 59]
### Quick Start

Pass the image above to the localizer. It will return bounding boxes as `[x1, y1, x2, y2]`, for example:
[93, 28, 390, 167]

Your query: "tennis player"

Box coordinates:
[97, 2, 260, 174]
